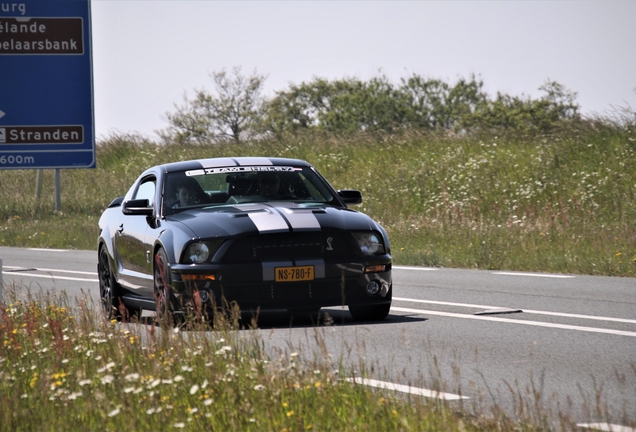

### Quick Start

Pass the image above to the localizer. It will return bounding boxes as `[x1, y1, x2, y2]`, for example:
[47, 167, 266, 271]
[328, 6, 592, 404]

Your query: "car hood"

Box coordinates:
[165, 202, 379, 239]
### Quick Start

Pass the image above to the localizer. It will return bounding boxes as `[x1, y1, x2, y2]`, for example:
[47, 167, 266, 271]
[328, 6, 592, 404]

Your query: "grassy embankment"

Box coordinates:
[1, 123, 634, 276]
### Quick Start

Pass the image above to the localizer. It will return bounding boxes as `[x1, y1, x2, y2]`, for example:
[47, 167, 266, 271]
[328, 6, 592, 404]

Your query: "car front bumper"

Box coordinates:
[169, 258, 392, 311]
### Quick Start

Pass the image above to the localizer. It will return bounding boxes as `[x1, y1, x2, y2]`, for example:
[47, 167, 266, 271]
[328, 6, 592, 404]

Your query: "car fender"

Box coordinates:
[97, 216, 118, 274]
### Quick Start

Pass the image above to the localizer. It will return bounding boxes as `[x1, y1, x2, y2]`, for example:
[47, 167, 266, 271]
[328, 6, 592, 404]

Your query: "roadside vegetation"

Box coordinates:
[0, 69, 634, 276]
[1, 289, 579, 431]
[0, 119, 634, 276]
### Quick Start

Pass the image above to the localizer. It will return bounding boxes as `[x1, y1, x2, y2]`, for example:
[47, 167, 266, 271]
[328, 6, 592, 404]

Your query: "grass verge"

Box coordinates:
[0, 288, 561, 432]
[0, 124, 635, 276]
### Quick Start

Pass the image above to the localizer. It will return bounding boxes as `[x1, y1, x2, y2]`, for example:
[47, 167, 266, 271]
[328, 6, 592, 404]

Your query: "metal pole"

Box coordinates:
[34, 169, 43, 216]
[55, 169, 61, 212]
[35, 169, 43, 201]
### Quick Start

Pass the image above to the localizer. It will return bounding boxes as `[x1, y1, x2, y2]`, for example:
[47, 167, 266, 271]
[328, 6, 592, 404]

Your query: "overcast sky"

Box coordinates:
[91, 1, 636, 139]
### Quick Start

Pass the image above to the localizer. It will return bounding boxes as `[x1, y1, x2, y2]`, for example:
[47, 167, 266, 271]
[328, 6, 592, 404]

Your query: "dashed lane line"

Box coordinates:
[393, 297, 636, 325]
[577, 423, 636, 432]
[391, 307, 636, 338]
[346, 377, 467, 401]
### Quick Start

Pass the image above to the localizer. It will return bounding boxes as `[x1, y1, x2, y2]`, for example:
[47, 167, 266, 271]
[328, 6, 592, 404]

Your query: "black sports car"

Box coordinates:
[97, 157, 392, 323]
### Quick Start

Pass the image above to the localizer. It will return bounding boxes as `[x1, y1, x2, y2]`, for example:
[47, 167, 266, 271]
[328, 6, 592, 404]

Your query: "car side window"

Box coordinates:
[134, 178, 156, 206]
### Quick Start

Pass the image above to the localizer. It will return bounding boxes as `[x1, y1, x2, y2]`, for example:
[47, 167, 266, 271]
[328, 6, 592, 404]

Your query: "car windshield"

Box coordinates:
[163, 166, 335, 214]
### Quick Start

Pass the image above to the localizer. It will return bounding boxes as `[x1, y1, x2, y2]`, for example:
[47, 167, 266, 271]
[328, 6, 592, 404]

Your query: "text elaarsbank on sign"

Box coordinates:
[0, 17, 83, 54]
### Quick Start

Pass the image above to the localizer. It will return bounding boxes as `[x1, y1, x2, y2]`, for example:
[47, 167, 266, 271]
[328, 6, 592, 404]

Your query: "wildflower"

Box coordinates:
[201, 379, 208, 389]
[78, 379, 92, 387]
[125, 373, 140, 382]
[253, 384, 265, 391]
[286, 411, 294, 417]
[174, 423, 185, 429]
[68, 392, 82, 400]
[30, 373, 38, 388]
[174, 375, 184, 383]
[101, 375, 115, 385]
[108, 408, 120, 417]
[204, 399, 213, 406]
[189, 384, 199, 395]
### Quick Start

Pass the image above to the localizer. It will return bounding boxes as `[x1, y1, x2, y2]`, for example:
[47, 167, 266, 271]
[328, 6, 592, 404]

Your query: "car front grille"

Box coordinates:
[221, 232, 355, 262]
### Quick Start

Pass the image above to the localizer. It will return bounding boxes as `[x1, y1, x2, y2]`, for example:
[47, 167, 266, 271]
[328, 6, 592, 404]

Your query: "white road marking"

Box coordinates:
[346, 377, 467, 401]
[393, 265, 438, 271]
[391, 307, 636, 338]
[28, 248, 69, 252]
[393, 297, 636, 325]
[577, 423, 636, 432]
[493, 271, 575, 278]
[3, 266, 98, 283]
[4, 266, 95, 276]
[4, 272, 98, 283]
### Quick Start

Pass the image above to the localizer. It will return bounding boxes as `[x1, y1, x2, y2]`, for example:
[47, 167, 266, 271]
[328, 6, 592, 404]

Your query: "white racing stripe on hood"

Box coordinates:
[279, 208, 321, 230]
[248, 209, 289, 233]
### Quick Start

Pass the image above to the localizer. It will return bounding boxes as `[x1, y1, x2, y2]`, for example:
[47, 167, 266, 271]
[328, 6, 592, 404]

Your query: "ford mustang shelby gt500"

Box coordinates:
[97, 157, 392, 323]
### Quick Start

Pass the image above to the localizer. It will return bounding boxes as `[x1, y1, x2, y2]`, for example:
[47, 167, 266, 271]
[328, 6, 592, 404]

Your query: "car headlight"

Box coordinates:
[351, 232, 385, 255]
[183, 240, 223, 264]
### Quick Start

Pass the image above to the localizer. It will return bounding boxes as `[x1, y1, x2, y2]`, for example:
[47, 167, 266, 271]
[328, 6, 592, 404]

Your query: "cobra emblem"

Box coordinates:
[326, 236, 334, 251]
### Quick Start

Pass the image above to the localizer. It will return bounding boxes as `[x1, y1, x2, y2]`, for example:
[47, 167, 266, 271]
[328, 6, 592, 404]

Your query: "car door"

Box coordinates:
[116, 176, 157, 294]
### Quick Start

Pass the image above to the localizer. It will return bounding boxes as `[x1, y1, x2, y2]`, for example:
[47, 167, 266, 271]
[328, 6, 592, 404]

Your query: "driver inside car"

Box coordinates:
[173, 178, 207, 207]
[257, 172, 283, 200]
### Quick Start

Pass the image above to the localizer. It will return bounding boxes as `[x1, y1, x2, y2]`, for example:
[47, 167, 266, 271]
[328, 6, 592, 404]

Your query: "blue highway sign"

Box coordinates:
[0, 0, 95, 169]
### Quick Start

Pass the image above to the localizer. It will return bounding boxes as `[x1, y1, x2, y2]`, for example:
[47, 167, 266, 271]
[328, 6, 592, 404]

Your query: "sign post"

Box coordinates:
[0, 0, 95, 170]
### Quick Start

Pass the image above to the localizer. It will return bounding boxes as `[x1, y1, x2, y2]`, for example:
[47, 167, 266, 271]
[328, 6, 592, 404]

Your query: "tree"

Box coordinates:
[400, 74, 488, 131]
[159, 67, 267, 144]
[469, 80, 580, 133]
[264, 75, 410, 136]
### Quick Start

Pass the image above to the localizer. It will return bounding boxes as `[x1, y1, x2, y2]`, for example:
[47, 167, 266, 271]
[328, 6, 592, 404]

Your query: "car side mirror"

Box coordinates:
[122, 199, 154, 216]
[337, 189, 362, 205]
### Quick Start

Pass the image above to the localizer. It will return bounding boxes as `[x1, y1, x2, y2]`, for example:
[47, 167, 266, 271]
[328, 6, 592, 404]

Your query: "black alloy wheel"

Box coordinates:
[98, 247, 139, 321]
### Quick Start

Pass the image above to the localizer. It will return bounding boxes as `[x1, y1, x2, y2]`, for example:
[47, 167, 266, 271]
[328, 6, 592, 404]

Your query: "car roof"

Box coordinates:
[156, 157, 312, 174]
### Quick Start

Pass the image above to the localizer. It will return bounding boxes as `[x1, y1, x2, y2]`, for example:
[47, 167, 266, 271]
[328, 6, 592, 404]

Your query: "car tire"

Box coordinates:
[154, 248, 180, 326]
[98, 246, 140, 322]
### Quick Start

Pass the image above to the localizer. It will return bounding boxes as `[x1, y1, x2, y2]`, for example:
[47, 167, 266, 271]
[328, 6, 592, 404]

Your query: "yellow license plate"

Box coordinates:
[275, 265, 314, 282]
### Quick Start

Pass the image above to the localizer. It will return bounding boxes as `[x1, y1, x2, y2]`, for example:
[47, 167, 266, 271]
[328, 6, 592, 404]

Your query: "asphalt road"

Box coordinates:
[2, 246, 635, 428]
